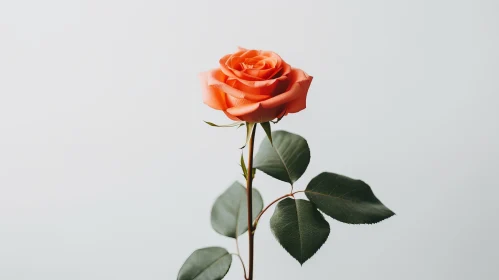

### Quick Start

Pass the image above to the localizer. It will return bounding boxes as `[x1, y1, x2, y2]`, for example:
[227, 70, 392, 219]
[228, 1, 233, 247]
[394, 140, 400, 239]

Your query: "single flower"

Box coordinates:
[200, 47, 313, 123]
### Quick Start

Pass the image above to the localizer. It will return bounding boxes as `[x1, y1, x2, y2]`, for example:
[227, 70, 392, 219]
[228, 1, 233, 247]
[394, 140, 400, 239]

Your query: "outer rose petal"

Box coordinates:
[223, 110, 241, 121]
[227, 102, 260, 116]
[260, 68, 313, 109]
[285, 83, 310, 113]
[273, 62, 292, 78]
[200, 70, 227, 110]
[226, 102, 285, 123]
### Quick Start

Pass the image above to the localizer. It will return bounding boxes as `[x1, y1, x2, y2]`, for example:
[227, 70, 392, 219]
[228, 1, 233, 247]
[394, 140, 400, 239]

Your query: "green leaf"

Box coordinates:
[260, 122, 272, 145]
[305, 172, 395, 224]
[240, 153, 256, 179]
[211, 182, 264, 238]
[240, 122, 256, 149]
[254, 130, 310, 184]
[240, 153, 247, 178]
[177, 247, 232, 280]
[204, 121, 244, 128]
[270, 198, 330, 265]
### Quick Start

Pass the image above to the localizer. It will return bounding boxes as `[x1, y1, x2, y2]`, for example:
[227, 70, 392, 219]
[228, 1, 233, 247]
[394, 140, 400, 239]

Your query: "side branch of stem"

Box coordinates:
[253, 190, 304, 229]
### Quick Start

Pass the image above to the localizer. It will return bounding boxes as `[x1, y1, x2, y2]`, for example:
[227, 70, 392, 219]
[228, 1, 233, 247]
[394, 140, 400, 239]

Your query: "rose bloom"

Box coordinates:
[200, 48, 313, 123]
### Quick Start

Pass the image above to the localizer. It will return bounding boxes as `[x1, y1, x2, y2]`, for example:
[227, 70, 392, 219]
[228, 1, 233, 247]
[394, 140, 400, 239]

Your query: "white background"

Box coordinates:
[1, 0, 498, 279]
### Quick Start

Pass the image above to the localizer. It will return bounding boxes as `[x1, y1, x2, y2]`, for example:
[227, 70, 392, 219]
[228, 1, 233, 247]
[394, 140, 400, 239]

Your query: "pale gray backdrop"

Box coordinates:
[1, 0, 498, 279]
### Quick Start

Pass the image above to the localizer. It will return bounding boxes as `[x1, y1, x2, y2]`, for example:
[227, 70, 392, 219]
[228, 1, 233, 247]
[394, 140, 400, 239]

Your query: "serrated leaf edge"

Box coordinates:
[270, 198, 330, 265]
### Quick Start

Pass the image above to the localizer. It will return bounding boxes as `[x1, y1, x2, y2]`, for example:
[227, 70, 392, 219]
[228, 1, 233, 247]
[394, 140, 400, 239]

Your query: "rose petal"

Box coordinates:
[233, 75, 287, 87]
[231, 68, 264, 81]
[260, 68, 313, 109]
[221, 55, 264, 81]
[219, 49, 289, 81]
[199, 70, 227, 110]
[285, 84, 310, 113]
[227, 56, 247, 71]
[225, 92, 255, 110]
[227, 76, 290, 97]
[246, 67, 275, 78]
[276, 108, 288, 119]
[223, 110, 241, 121]
[219, 54, 237, 78]
[226, 102, 261, 116]
[219, 50, 251, 78]
[227, 102, 286, 123]
[207, 70, 270, 102]
[239, 49, 261, 59]
[268, 61, 291, 79]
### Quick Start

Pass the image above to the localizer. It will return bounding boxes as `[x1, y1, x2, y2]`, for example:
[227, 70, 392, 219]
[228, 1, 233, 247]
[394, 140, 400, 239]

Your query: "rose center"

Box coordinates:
[241, 62, 255, 69]
[239, 57, 272, 71]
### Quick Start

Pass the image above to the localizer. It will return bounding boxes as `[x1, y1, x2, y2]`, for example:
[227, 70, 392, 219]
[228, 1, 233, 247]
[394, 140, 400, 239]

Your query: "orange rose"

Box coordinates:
[200, 47, 313, 123]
